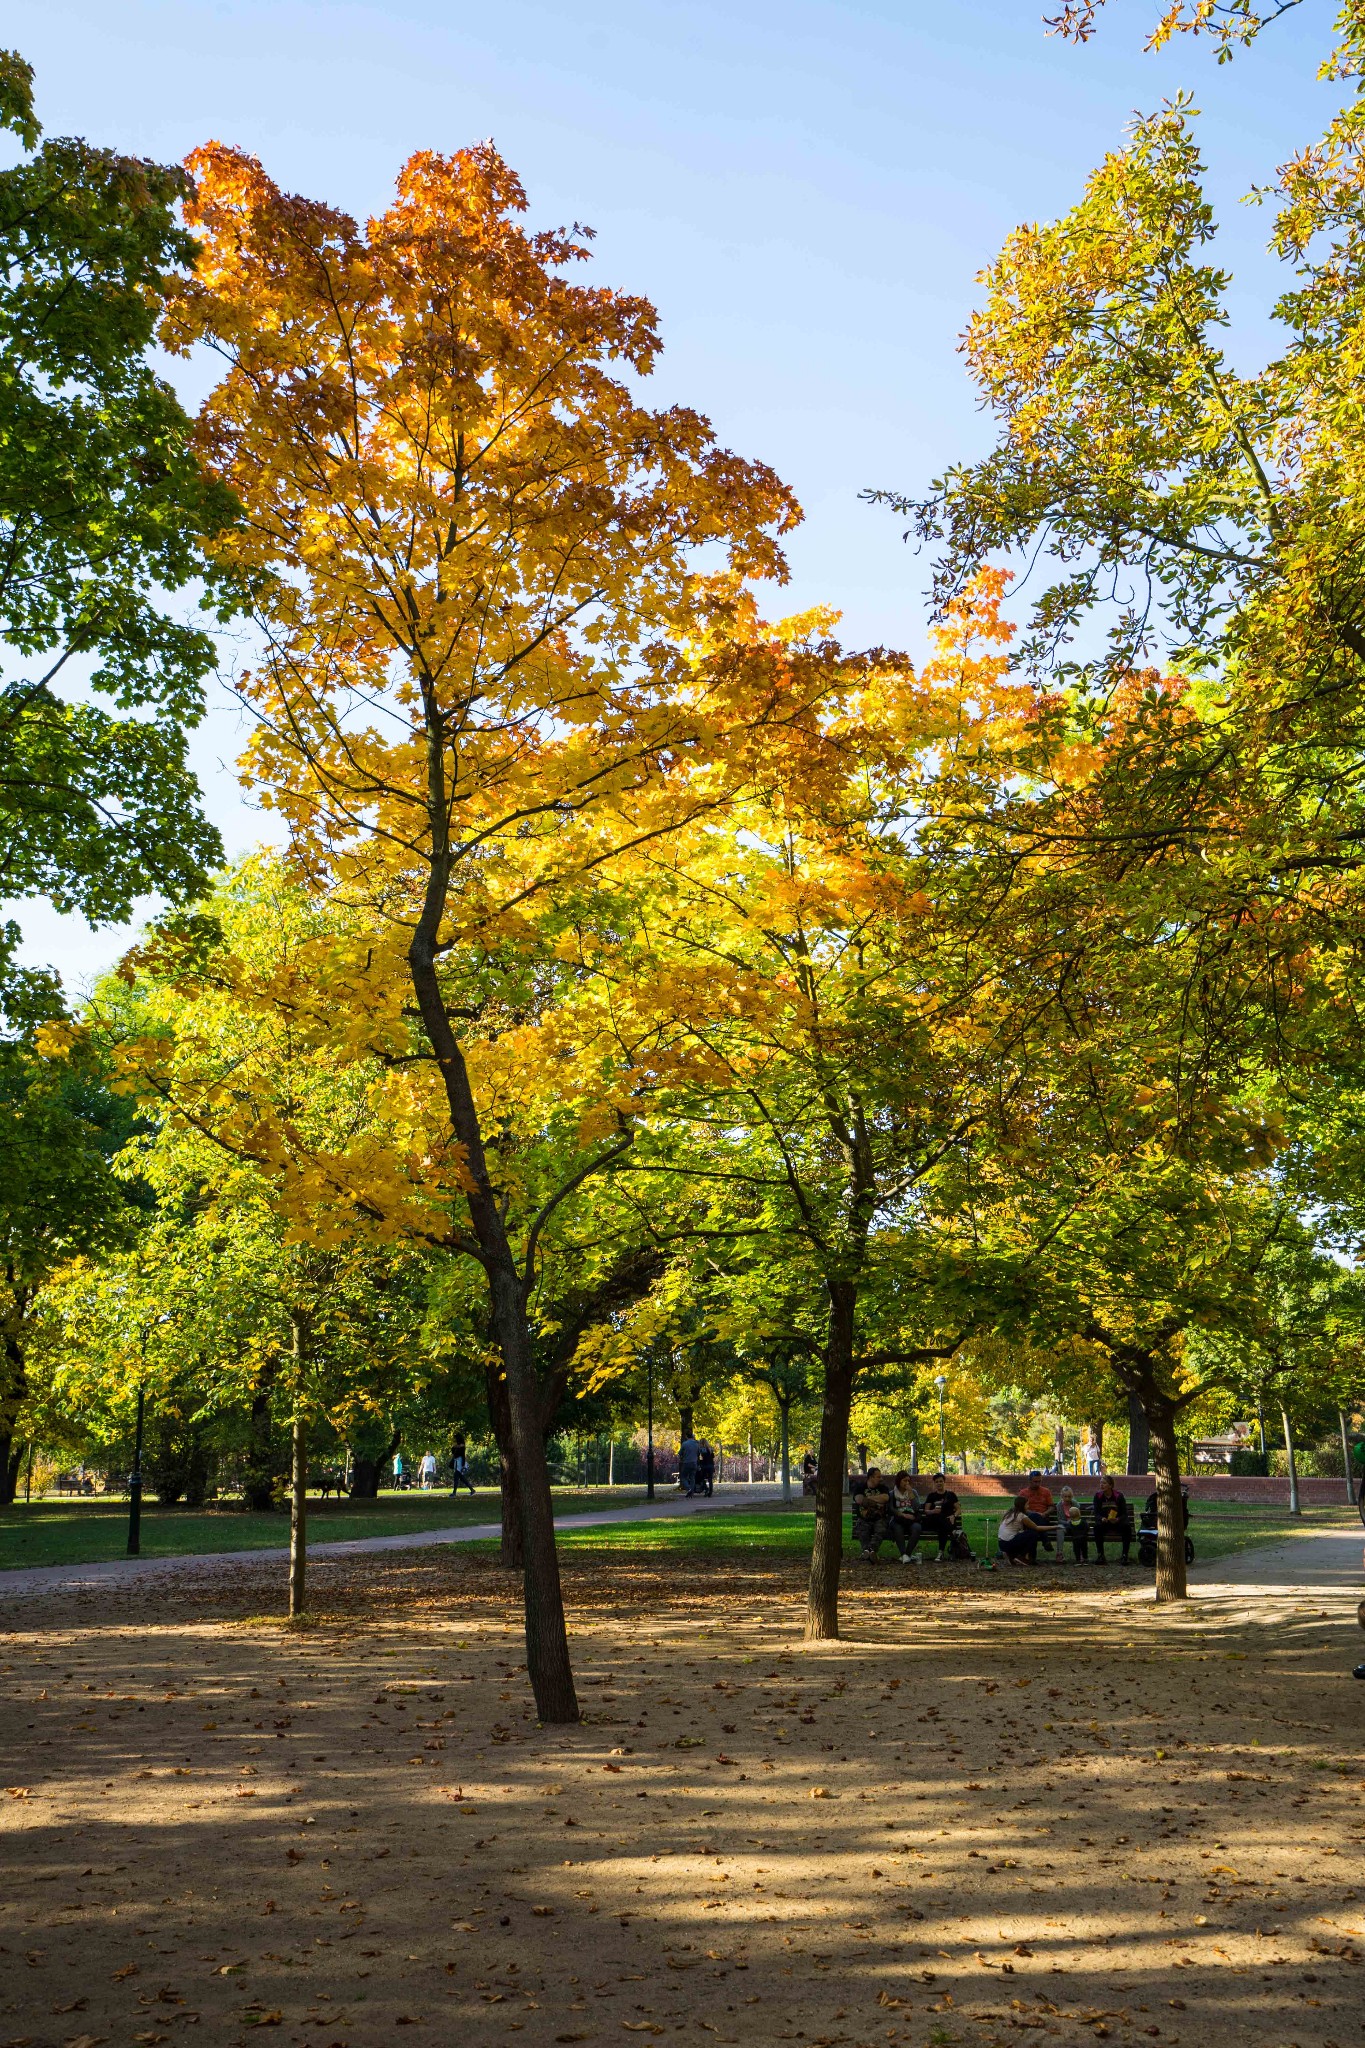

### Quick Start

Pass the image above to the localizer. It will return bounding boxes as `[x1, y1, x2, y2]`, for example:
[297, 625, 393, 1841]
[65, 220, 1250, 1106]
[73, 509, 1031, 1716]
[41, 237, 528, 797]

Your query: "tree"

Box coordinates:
[0, 1025, 140, 1500]
[588, 590, 1049, 1636]
[0, 51, 238, 1000]
[166, 139, 812, 1720]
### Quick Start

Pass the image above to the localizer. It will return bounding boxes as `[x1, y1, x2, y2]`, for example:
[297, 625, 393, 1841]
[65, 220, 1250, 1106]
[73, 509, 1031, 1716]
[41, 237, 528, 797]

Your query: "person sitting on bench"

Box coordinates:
[920, 1477, 960, 1559]
[1057, 1484, 1088, 1561]
[854, 1467, 896, 1560]
[1023, 1471, 1054, 1517]
[1092, 1475, 1131, 1563]
[889, 1471, 922, 1563]
[998, 1493, 1050, 1565]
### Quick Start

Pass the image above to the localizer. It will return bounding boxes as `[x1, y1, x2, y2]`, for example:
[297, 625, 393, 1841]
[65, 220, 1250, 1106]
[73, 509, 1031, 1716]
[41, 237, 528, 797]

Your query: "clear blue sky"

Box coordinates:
[5, 0, 1341, 990]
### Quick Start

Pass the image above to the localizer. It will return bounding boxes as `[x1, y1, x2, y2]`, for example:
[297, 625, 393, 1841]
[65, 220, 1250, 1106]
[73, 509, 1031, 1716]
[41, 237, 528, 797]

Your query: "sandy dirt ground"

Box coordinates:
[2, 1545, 1363, 2048]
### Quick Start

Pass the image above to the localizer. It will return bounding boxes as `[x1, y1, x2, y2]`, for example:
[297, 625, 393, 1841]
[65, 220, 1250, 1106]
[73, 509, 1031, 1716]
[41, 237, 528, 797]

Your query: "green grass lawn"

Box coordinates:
[472, 1495, 1359, 1567]
[0, 1486, 643, 1571]
[5, 1484, 1351, 1575]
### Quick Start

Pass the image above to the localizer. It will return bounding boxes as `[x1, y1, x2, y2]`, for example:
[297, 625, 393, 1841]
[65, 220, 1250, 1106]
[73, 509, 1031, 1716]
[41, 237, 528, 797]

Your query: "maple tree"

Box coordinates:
[162, 140, 811, 1707]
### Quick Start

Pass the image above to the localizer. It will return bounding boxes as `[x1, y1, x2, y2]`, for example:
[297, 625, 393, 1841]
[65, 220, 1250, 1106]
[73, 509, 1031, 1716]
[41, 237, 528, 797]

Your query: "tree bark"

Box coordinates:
[410, 911, 578, 1722]
[1147, 1396, 1187, 1603]
[1339, 1409, 1354, 1505]
[779, 1397, 791, 1504]
[805, 1281, 858, 1642]
[1281, 1406, 1301, 1516]
[0, 1317, 28, 1506]
[289, 1411, 307, 1619]
[0, 1433, 22, 1507]
[1126, 1390, 1150, 1477]
[348, 1457, 382, 1499]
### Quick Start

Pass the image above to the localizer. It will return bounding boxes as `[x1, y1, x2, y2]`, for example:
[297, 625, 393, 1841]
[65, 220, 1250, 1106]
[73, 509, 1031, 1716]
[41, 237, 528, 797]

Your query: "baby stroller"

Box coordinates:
[1138, 1488, 1194, 1568]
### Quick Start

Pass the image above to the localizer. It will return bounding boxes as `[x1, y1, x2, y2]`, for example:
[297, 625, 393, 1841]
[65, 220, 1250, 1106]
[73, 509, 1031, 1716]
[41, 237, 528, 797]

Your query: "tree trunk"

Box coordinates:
[411, 854, 579, 1721]
[289, 1411, 307, 1619]
[0, 1431, 22, 1507]
[1340, 1409, 1354, 1505]
[348, 1457, 382, 1499]
[486, 1256, 578, 1718]
[1126, 1390, 1150, 1477]
[244, 1386, 275, 1511]
[805, 1281, 858, 1642]
[0, 1320, 28, 1506]
[679, 1400, 694, 1442]
[1281, 1406, 1301, 1516]
[779, 1397, 791, 1504]
[499, 1442, 524, 1569]
[1147, 1398, 1187, 1602]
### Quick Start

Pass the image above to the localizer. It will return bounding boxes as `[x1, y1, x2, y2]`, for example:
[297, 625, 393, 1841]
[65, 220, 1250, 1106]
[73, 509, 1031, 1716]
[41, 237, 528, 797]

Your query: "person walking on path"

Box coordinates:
[419, 1451, 437, 1489]
[392, 1450, 406, 1490]
[697, 1440, 715, 1497]
[451, 1434, 475, 1494]
[679, 1432, 700, 1497]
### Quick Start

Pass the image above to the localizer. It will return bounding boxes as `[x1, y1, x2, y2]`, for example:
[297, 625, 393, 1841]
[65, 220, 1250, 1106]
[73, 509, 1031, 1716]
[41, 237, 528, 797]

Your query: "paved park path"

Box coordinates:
[1189, 1514, 1364, 1594]
[1168, 1514, 1365, 1646]
[0, 1481, 784, 1603]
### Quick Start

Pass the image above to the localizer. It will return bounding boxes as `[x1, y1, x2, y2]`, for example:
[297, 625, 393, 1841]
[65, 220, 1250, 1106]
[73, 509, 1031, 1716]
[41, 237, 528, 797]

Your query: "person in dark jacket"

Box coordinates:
[1092, 1476, 1131, 1563]
[920, 1478, 960, 1559]
[853, 1467, 895, 1560]
[697, 1441, 715, 1497]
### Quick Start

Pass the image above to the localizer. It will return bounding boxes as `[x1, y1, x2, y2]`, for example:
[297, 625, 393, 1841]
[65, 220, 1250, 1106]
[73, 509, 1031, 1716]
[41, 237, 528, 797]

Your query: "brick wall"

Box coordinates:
[947, 1472, 1359, 1507]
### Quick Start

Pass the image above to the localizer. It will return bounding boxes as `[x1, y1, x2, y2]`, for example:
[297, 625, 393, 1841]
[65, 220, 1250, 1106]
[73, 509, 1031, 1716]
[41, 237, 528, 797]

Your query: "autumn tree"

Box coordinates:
[574, 589, 1059, 1636]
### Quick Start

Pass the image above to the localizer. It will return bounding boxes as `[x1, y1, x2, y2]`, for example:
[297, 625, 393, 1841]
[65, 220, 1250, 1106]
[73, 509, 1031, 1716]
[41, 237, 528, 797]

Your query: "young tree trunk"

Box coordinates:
[289, 1411, 307, 1619]
[1341, 1409, 1356, 1505]
[1147, 1398, 1187, 1603]
[805, 1281, 858, 1642]
[678, 1400, 695, 1442]
[410, 921, 578, 1722]
[779, 1397, 791, 1504]
[1125, 1390, 1150, 1477]
[1281, 1407, 1301, 1516]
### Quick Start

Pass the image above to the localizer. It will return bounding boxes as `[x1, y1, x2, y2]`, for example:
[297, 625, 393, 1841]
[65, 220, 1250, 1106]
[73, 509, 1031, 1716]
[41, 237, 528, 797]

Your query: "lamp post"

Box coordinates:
[646, 1355, 655, 1501]
[934, 1374, 947, 1475]
[127, 1382, 147, 1556]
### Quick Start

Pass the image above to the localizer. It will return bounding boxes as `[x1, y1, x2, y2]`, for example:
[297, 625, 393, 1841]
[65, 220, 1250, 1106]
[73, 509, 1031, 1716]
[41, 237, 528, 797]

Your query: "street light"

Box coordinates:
[646, 1354, 655, 1502]
[934, 1374, 948, 1475]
